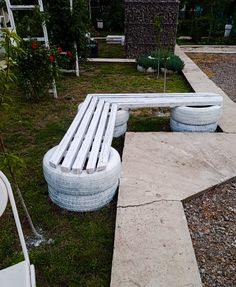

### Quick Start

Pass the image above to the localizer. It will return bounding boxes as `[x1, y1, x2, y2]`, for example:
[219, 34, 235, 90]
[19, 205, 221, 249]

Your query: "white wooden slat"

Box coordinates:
[103, 96, 223, 109]
[49, 95, 92, 168]
[61, 97, 99, 173]
[72, 99, 105, 174]
[23, 37, 45, 42]
[10, 5, 36, 10]
[86, 102, 111, 174]
[89, 92, 220, 99]
[97, 104, 118, 172]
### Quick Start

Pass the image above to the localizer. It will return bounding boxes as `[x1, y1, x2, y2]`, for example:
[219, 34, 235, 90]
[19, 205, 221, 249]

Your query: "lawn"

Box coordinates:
[0, 63, 191, 287]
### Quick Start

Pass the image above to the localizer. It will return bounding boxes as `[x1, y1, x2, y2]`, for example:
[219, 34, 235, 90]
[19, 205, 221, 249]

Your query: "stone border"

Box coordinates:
[175, 45, 236, 133]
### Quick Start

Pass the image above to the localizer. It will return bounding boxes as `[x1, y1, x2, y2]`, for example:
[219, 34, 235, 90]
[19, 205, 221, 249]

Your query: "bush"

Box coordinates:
[166, 55, 184, 72]
[45, 0, 89, 55]
[16, 41, 59, 102]
[136, 56, 153, 69]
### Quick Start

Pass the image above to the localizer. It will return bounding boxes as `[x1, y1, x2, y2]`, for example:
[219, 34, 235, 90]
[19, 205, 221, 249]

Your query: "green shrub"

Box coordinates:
[150, 58, 159, 70]
[166, 55, 184, 72]
[137, 56, 153, 69]
[16, 41, 59, 102]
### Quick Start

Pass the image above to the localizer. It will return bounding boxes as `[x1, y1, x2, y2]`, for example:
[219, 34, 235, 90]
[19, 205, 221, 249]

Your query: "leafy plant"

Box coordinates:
[45, 0, 89, 55]
[166, 55, 185, 72]
[16, 40, 60, 102]
[136, 56, 153, 69]
[0, 29, 24, 107]
[0, 30, 43, 241]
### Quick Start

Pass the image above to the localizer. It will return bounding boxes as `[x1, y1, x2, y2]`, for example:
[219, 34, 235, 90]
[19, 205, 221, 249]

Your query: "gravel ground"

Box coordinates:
[184, 53, 236, 286]
[184, 179, 236, 287]
[187, 53, 236, 102]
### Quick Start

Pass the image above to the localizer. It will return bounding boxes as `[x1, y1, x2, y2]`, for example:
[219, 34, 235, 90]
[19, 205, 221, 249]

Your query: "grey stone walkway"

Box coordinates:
[180, 45, 236, 54]
[111, 133, 236, 287]
[110, 46, 236, 287]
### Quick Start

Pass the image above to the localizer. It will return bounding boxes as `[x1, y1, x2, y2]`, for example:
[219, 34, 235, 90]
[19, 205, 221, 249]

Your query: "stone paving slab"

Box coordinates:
[87, 58, 135, 63]
[180, 45, 236, 54]
[111, 200, 202, 287]
[117, 132, 236, 207]
[175, 45, 236, 133]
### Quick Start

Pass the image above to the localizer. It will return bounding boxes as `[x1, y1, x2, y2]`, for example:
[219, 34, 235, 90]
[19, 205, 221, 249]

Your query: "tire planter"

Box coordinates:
[137, 65, 146, 72]
[146, 67, 157, 73]
[171, 105, 222, 125]
[170, 118, 218, 133]
[43, 146, 121, 212]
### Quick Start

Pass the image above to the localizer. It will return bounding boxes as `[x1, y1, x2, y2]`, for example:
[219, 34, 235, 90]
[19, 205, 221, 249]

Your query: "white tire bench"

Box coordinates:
[43, 93, 223, 212]
[43, 95, 121, 212]
[78, 103, 129, 138]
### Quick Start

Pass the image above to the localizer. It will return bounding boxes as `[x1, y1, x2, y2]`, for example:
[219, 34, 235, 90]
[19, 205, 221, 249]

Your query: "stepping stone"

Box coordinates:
[111, 132, 236, 287]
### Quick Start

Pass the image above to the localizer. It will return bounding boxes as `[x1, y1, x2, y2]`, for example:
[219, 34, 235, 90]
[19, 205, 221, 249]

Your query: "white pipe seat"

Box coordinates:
[0, 171, 36, 287]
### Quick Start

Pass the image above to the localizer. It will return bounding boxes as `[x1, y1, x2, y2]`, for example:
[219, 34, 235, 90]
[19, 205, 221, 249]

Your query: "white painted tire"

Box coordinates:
[48, 180, 118, 212]
[113, 123, 127, 138]
[115, 109, 129, 127]
[137, 65, 146, 72]
[170, 118, 217, 133]
[171, 105, 222, 125]
[43, 147, 121, 196]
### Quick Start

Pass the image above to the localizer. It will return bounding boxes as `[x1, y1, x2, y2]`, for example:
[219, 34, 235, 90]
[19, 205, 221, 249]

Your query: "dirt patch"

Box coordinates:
[184, 179, 236, 287]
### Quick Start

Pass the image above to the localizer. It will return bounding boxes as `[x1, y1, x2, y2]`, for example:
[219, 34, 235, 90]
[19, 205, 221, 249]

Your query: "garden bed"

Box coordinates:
[0, 63, 191, 286]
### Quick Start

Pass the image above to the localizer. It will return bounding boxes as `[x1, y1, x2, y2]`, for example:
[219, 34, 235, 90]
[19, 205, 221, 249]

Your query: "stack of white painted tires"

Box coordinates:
[43, 147, 121, 212]
[114, 109, 129, 137]
[170, 105, 222, 132]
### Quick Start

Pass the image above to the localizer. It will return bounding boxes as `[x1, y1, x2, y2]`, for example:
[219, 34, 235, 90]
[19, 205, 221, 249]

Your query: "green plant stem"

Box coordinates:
[157, 48, 160, 79]
[0, 135, 43, 240]
[163, 61, 167, 93]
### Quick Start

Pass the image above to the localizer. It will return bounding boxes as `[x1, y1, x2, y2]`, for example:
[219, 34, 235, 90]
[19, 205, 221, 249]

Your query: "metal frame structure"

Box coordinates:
[0, 171, 36, 286]
[5, 0, 58, 98]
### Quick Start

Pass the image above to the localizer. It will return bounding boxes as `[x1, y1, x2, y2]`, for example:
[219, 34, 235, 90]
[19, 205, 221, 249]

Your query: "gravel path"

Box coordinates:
[183, 53, 236, 286]
[184, 179, 236, 287]
[187, 53, 236, 102]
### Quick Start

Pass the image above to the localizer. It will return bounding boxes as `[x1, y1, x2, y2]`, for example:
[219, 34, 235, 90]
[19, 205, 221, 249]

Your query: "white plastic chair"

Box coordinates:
[0, 171, 36, 287]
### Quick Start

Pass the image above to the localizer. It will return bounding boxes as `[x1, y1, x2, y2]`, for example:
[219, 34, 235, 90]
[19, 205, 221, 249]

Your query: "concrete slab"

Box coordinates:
[175, 45, 236, 133]
[87, 58, 135, 63]
[110, 200, 202, 287]
[180, 45, 236, 54]
[117, 133, 236, 207]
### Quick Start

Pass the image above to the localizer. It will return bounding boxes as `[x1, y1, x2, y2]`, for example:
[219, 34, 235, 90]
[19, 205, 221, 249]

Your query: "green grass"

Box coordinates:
[0, 63, 191, 286]
[97, 41, 126, 58]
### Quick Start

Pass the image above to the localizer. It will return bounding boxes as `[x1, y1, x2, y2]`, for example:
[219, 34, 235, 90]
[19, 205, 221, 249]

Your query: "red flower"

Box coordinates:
[49, 55, 54, 62]
[31, 42, 38, 49]
[58, 47, 63, 53]
[66, 51, 72, 58]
